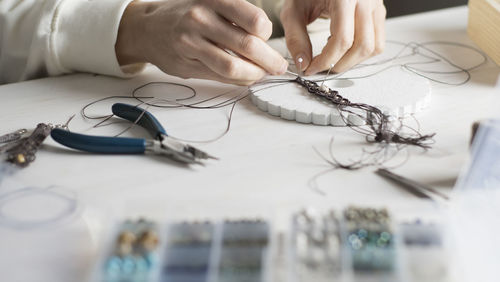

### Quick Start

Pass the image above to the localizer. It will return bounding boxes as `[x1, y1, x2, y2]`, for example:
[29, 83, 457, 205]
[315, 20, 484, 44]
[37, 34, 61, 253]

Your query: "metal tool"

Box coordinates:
[0, 130, 29, 154]
[51, 103, 217, 165]
[375, 169, 449, 201]
[0, 129, 28, 144]
[4, 123, 52, 167]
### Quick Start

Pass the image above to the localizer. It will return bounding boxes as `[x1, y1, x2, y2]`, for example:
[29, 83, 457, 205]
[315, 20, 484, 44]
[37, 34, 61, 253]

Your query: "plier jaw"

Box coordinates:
[145, 139, 198, 164]
[147, 137, 216, 165]
[183, 144, 219, 161]
[158, 134, 217, 160]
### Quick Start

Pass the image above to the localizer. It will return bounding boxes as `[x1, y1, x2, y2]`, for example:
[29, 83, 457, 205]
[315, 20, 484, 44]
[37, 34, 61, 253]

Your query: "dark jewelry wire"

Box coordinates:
[74, 40, 486, 165]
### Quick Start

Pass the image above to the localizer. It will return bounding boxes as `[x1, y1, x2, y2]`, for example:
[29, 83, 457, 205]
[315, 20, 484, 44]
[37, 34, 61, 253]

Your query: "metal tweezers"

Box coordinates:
[376, 168, 449, 201]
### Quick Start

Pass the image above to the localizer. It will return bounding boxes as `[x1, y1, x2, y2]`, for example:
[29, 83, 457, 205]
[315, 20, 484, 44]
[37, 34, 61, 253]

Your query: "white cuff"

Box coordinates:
[52, 0, 144, 77]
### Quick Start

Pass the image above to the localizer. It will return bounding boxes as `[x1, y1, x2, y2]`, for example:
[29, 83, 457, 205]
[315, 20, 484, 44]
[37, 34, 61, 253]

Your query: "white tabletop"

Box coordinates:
[0, 6, 499, 282]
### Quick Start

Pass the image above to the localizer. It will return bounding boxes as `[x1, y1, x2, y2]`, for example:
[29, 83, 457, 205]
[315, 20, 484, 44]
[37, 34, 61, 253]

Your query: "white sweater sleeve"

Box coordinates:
[0, 0, 143, 84]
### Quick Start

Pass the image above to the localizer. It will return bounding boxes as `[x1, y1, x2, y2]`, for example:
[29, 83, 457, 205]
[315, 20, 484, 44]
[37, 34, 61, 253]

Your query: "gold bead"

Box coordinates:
[118, 231, 136, 245]
[139, 230, 159, 251]
[16, 154, 26, 164]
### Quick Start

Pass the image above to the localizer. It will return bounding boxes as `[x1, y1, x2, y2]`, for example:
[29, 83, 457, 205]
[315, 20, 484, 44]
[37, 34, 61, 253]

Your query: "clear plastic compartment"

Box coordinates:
[398, 221, 451, 282]
[211, 220, 273, 282]
[91, 218, 166, 282]
[91, 209, 452, 282]
[288, 206, 454, 282]
[289, 209, 342, 282]
[161, 221, 216, 282]
[340, 206, 401, 282]
[91, 218, 274, 282]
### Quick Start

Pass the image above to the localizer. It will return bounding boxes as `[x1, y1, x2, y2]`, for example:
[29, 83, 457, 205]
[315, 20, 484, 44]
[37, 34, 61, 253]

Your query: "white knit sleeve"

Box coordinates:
[53, 0, 145, 77]
[0, 0, 143, 84]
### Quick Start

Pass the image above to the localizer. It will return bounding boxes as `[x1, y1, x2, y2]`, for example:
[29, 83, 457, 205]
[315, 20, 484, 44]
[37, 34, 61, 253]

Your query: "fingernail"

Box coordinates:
[295, 54, 307, 71]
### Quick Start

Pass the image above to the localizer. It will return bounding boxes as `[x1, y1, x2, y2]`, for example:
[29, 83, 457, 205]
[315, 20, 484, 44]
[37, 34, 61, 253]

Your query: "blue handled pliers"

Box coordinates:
[51, 103, 217, 165]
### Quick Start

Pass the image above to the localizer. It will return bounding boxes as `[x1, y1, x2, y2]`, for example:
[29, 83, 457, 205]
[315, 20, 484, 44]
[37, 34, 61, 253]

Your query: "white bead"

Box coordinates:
[320, 84, 330, 92]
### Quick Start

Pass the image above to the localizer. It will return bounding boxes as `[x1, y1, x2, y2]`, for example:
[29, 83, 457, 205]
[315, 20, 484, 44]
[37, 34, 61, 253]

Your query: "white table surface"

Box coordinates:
[0, 6, 499, 282]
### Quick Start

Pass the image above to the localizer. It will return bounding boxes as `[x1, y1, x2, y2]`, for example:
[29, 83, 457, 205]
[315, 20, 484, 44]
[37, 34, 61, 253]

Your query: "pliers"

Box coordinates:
[51, 103, 217, 165]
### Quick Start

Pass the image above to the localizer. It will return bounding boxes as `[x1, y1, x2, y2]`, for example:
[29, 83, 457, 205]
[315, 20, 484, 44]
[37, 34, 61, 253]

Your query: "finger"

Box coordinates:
[188, 37, 267, 82]
[373, 4, 386, 55]
[332, 2, 376, 73]
[280, 3, 313, 72]
[201, 11, 288, 75]
[305, 0, 356, 75]
[183, 59, 258, 86]
[211, 0, 272, 40]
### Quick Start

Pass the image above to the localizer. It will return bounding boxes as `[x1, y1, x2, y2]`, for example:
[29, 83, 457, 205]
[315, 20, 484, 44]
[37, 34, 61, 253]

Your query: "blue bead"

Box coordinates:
[121, 256, 136, 275]
[105, 256, 122, 275]
[144, 253, 157, 268]
[135, 256, 150, 272]
[357, 229, 368, 238]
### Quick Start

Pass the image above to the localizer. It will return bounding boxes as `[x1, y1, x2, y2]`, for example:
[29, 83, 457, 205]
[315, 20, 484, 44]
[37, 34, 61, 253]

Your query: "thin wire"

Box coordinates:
[315, 40, 487, 85]
[0, 185, 80, 230]
[79, 83, 252, 142]
[283, 41, 483, 173]
[132, 81, 197, 107]
[73, 40, 487, 150]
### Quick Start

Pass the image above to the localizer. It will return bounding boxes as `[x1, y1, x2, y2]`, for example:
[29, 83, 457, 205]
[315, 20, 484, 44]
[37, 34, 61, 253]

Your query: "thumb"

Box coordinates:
[281, 8, 313, 72]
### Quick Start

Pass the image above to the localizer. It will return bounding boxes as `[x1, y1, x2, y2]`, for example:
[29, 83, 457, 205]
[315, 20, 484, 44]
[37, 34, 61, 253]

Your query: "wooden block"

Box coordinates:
[468, 0, 500, 66]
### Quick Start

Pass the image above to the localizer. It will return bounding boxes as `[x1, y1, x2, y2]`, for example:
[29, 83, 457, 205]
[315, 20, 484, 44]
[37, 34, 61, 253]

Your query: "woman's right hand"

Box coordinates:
[116, 0, 288, 85]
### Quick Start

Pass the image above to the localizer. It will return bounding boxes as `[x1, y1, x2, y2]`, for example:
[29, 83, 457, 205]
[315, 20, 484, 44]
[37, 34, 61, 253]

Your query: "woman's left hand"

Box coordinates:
[280, 0, 386, 75]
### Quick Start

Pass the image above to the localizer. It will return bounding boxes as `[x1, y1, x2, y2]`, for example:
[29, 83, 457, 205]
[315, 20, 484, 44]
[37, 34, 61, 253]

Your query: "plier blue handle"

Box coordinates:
[51, 103, 216, 164]
[111, 103, 167, 140]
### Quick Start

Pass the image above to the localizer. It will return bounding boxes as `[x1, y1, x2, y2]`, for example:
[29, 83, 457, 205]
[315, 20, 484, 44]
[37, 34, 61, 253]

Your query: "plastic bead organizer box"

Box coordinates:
[91, 206, 452, 282]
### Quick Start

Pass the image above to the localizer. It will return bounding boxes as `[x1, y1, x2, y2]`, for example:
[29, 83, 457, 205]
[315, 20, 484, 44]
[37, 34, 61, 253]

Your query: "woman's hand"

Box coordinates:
[116, 0, 288, 85]
[280, 0, 386, 75]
